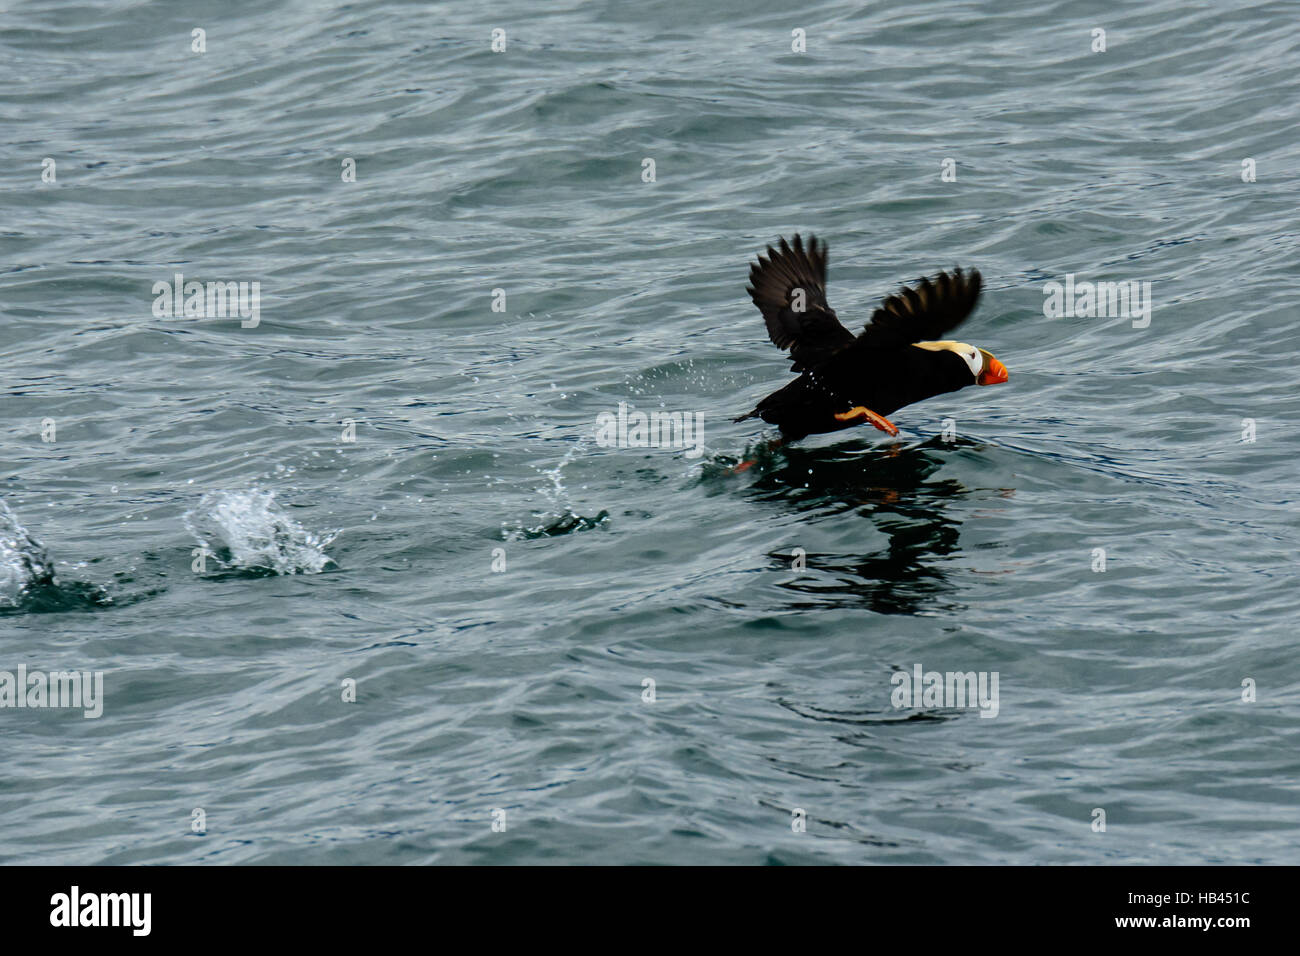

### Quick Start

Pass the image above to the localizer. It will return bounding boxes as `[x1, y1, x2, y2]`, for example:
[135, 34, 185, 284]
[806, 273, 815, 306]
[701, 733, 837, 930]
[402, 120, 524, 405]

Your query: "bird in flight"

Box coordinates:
[735, 234, 1007, 448]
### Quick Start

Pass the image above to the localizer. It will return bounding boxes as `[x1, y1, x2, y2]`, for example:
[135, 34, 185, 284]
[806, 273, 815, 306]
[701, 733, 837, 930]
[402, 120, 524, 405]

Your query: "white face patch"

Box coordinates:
[914, 340, 984, 378]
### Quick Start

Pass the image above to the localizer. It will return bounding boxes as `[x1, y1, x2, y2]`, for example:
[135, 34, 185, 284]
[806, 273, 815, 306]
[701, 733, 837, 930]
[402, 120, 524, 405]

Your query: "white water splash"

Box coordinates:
[184, 490, 339, 575]
[537, 438, 584, 511]
[500, 438, 609, 540]
[0, 501, 56, 607]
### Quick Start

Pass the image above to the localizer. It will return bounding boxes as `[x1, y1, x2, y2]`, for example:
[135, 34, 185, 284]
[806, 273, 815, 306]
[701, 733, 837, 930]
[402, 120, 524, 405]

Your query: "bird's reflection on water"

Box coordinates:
[742, 435, 998, 615]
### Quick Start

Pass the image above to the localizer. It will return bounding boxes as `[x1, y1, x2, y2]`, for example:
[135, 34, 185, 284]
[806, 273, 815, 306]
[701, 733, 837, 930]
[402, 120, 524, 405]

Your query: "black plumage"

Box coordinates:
[736, 234, 1001, 442]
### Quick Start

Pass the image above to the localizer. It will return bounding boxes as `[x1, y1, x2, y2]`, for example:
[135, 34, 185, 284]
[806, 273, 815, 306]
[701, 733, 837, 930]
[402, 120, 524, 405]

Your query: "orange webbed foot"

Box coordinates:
[833, 406, 899, 436]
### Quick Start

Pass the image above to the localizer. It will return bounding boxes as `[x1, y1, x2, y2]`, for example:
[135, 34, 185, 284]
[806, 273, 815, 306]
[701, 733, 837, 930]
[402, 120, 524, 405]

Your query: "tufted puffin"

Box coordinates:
[734, 234, 1007, 443]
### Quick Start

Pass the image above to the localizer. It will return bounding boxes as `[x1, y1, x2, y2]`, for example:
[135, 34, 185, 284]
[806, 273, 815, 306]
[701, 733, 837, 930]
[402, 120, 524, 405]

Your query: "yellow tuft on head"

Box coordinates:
[914, 340, 983, 378]
[912, 340, 973, 354]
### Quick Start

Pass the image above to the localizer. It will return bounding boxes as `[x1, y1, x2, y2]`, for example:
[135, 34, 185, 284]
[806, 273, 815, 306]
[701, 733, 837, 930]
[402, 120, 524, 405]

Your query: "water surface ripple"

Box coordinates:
[1, 0, 1298, 864]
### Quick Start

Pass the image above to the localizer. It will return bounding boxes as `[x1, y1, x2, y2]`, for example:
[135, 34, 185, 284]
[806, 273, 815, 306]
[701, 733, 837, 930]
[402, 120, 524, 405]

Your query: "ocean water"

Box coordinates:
[2, 0, 1299, 865]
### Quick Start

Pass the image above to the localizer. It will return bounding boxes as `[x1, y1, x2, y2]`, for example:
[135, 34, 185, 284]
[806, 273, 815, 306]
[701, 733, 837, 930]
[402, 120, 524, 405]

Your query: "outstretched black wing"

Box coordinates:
[858, 268, 983, 347]
[747, 234, 854, 372]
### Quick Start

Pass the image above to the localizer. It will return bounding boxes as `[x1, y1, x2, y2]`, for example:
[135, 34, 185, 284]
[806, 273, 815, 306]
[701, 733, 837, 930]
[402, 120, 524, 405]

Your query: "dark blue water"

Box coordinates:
[2, 0, 1298, 864]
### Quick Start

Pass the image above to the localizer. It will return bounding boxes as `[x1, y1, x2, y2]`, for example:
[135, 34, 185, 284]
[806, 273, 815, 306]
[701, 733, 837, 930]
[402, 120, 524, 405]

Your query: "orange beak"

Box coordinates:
[977, 356, 1008, 386]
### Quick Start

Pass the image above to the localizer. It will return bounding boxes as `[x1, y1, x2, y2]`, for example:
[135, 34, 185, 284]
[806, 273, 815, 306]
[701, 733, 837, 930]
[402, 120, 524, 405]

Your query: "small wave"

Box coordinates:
[504, 438, 611, 539]
[0, 502, 113, 613]
[507, 509, 611, 540]
[184, 490, 339, 575]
